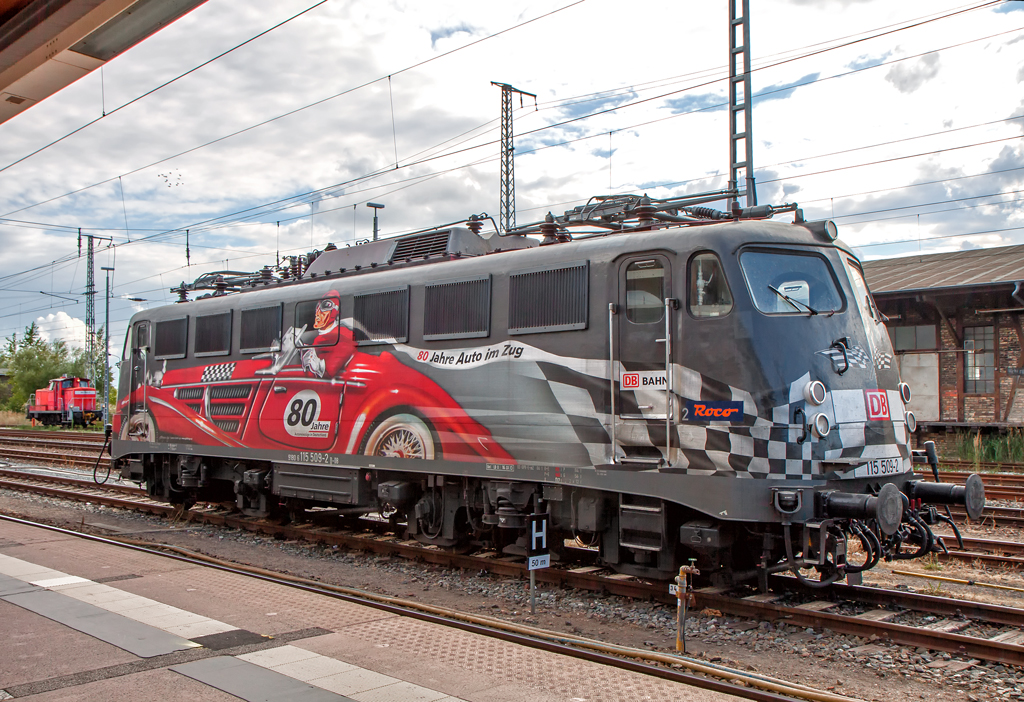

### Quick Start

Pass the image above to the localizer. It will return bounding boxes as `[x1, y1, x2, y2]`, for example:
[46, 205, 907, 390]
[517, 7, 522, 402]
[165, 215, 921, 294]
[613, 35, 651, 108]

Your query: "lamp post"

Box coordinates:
[367, 202, 385, 241]
[100, 266, 114, 425]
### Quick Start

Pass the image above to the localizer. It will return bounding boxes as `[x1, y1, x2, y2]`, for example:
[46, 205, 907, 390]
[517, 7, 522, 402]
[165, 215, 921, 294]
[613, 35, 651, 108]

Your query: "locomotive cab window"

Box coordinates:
[295, 298, 339, 347]
[689, 253, 733, 318]
[625, 260, 665, 323]
[740, 250, 844, 315]
[135, 322, 149, 350]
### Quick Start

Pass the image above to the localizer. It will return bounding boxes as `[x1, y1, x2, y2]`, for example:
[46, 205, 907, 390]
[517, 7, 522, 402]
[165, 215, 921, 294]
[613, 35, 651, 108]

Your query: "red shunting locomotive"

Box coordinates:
[26, 375, 99, 427]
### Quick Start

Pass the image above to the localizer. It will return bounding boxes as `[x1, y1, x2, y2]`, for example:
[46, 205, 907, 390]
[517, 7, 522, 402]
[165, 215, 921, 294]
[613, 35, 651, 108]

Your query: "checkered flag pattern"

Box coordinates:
[201, 363, 235, 383]
[817, 345, 869, 371]
[397, 341, 904, 480]
[874, 352, 893, 370]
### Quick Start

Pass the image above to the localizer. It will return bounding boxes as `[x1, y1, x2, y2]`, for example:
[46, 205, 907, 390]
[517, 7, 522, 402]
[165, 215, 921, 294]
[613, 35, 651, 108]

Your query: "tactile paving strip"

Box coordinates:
[118, 566, 397, 634]
[324, 616, 718, 702]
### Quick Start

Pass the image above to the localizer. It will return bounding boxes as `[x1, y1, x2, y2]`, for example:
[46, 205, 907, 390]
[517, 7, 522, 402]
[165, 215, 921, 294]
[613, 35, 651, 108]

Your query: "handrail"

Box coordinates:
[664, 297, 675, 467]
[608, 302, 618, 464]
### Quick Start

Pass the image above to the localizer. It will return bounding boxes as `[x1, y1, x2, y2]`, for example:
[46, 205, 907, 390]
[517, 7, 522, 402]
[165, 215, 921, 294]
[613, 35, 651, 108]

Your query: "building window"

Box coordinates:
[964, 325, 995, 394]
[888, 324, 937, 351]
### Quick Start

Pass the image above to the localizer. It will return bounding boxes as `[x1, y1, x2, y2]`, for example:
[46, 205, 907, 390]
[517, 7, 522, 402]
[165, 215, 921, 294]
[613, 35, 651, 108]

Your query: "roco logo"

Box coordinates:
[621, 372, 641, 389]
[864, 390, 890, 421]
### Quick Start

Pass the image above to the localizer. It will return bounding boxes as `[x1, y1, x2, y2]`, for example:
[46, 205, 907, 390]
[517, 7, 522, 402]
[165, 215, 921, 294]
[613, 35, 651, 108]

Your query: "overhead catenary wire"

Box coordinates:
[1, 0, 1009, 225]
[0, 0, 335, 176]
[0, 0, 589, 217]
[0, 2, 1019, 331]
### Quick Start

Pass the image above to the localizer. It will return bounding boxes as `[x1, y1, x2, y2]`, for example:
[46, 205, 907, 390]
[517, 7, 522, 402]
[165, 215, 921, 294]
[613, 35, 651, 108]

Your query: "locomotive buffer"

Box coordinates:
[527, 513, 550, 614]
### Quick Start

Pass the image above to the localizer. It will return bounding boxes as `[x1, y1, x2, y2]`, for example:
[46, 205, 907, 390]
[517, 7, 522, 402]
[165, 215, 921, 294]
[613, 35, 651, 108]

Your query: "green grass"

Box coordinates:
[953, 428, 1024, 464]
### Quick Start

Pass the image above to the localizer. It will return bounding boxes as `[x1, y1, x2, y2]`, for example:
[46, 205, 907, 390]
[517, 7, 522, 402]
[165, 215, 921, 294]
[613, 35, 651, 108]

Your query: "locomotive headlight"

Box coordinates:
[802, 219, 839, 242]
[803, 380, 827, 405]
[811, 412, 831, 438]
[905, 410, 917, 433]
[899, 382, 912, 404]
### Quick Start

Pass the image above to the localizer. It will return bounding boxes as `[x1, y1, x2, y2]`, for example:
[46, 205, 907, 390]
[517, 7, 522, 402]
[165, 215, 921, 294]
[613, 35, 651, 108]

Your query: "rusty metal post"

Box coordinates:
[675, 561, 700, 653]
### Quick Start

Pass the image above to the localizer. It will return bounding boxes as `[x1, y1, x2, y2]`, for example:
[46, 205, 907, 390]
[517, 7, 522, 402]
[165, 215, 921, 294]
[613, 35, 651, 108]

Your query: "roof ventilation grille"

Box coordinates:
[390, 231, 450, 261]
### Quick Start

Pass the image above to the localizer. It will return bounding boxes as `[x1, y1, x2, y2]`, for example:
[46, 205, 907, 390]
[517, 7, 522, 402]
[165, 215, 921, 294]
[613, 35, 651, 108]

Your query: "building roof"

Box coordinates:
[862, 244, 1024, 295]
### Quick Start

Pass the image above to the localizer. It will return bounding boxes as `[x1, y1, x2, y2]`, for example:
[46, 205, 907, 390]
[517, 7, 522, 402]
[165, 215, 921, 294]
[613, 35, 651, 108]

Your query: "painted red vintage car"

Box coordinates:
[116, 324, 513, 464]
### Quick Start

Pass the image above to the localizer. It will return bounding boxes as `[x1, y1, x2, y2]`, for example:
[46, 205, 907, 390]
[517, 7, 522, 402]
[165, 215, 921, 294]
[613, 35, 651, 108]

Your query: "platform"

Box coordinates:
[0, 519, 740, 701]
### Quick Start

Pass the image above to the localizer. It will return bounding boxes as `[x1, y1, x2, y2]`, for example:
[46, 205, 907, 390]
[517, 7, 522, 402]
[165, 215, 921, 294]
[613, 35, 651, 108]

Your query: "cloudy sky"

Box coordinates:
[0, 0, 1021, 361]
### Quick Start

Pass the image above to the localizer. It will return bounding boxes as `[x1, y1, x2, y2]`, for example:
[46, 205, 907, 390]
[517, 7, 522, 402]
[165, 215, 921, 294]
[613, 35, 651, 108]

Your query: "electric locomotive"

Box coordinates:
[112, 192, 985, 587]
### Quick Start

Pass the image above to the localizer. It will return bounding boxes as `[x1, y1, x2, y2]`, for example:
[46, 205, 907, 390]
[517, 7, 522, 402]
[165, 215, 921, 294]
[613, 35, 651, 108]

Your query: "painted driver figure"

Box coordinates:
[299, 291, 347, 378]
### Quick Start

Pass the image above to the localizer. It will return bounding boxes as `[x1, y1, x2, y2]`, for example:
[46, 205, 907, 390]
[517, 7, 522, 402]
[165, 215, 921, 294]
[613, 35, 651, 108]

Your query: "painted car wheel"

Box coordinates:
[120, 411, 156, 442]
[364, 413, 435, 460]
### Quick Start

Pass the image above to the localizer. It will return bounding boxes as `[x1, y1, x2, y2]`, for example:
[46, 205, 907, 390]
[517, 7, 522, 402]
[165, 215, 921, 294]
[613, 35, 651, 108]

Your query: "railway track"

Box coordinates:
[1, 466, 1023, 667]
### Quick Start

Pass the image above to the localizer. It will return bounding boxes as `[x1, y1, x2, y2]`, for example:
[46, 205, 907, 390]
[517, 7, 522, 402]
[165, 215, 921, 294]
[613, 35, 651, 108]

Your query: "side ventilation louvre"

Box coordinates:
[509, 262, 589, 334]
[390, 231, 451, 261]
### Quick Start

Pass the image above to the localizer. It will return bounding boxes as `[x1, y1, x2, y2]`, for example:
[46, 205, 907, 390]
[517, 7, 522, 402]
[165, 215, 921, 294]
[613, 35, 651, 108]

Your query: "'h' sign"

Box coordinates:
[527, 513, 550, 570]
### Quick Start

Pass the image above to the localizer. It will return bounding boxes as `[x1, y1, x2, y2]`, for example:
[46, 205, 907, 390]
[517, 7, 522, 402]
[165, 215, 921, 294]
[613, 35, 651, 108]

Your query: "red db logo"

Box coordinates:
[621, 372, 640, 389]
[864, 390, 890, 421]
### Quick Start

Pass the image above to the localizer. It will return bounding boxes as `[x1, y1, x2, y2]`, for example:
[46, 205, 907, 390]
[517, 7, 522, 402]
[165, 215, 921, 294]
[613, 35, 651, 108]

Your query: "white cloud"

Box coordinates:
[884, 52, 941, 93]
[0, 0, 1021, 342]
[35, 312, 86, 349]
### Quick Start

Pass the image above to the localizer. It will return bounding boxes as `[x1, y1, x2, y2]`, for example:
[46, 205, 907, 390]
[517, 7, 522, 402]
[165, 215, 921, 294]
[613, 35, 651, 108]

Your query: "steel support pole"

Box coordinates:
[728, 0, 756, 209]
[491, 82, 536, 233]
[101, 266, 113, 425]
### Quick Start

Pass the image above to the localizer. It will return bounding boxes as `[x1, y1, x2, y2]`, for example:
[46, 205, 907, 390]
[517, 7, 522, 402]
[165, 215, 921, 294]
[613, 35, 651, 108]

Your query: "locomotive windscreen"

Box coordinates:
[740, 250, 843, 315]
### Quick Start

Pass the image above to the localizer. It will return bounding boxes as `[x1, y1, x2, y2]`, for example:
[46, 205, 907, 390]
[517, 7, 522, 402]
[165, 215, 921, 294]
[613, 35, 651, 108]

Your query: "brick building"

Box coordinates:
[863, 245, 1024, 452]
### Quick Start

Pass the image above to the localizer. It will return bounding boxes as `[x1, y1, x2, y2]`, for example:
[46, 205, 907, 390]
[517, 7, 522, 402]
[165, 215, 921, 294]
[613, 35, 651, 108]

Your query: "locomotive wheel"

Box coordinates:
[120, 411, 157, 442]
[363, 413, 436, 460]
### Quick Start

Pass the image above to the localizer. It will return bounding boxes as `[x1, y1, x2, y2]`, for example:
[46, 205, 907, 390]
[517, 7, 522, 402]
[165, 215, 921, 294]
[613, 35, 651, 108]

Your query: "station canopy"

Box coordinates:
[0, 0, 206, 125]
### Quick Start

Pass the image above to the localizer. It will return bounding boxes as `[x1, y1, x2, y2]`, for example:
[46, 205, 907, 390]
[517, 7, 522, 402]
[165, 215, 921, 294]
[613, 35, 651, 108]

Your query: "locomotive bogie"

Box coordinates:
[113, 214, 985, 585]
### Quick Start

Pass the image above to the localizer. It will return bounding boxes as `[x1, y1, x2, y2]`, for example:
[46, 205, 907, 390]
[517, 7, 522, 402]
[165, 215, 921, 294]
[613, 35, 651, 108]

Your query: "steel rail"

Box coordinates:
[690, 590, 1024, 667]
[772, 576, 1024, 628]
[0, 428, 106, 442]
[0, 449, 104, 470]
[0, 513, 804, 702]
[3, 468, 1024, 665]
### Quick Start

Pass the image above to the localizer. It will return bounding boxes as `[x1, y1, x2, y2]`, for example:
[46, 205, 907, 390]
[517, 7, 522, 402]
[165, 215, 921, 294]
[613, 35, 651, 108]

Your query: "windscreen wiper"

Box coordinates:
[768, 284, 819, 315]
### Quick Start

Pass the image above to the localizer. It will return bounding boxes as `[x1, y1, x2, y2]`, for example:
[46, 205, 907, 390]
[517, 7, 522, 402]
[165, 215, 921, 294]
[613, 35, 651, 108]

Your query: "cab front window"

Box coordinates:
[740, 249, 844, 315]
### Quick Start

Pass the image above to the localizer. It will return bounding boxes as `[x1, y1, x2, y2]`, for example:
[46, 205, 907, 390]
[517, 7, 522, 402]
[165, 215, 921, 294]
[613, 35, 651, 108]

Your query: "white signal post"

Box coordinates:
[527, 513, 549, 615]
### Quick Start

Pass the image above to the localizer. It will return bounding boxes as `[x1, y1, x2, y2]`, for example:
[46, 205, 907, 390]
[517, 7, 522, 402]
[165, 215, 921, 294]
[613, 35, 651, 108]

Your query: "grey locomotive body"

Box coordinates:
[113, 206, 983, 585]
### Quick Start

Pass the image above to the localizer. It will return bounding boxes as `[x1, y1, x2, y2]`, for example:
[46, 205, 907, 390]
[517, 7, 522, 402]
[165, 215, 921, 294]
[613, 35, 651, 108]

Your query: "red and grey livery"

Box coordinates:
[113, 195, 985, 585]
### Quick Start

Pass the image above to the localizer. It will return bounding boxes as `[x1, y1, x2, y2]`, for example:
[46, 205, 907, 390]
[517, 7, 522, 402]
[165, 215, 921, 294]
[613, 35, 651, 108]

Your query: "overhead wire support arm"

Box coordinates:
[491, 82, 538, 233]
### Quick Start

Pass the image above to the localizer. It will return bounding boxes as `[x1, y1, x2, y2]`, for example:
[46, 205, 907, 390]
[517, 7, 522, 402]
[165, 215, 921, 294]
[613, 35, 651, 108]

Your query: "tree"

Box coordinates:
[0, 324, 77, 412]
